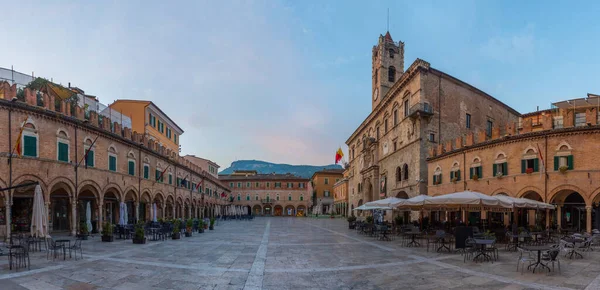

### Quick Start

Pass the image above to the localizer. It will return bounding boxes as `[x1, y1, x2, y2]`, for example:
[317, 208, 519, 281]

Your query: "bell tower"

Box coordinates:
[372, 31, 404, 110]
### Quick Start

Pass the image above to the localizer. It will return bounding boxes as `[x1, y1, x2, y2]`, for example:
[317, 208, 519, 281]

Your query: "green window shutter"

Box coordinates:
[456, 170, 461, 181]
[155, 170, 159, 181]
[109, 156, 116, 171]
[533, 158, 539, 172]
[567, 155, 574, 170]
[478, 166, 483, 178]
[23, 135, 37, 157]
[503, 162, 508, 175]
[492, 164, 497, 176]
[469, 167, 473, 179]
[554, 156, 559, 171]
[433, 175, 437, 185]
[288, 196, 292, 201]
[521, 160, 526, 173]
[58, 142, 69, 162]
[450, 171, 454, 180]
[144, 166, 149, 179]
[87, 150, 94, 167]
[128, 161, 135, 175]
[300, 196, 304, 201]
[438, 174, 442, 184]
[169, 175, 172, 185]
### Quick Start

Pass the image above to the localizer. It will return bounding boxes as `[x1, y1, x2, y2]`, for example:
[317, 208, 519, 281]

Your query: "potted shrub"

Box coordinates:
[133, 221, 146, 244]
[365, 216, 374, 224]
[203, 218, 209, 229]
[209, 218, 215, 230]
[472, 174, 479, 181]
[79, 222, 89, 240]
[559, 166, 568, 173]
[347, 215, 357, 229]
[172, 220, 181, 239]
[185, 219, 193, 237]
[394, 215, 403, 226]
[451, 177, 458, 183]
[495, 172, 503, 178]
[198, 220, 205, 233]
[101, 222, 114, 242]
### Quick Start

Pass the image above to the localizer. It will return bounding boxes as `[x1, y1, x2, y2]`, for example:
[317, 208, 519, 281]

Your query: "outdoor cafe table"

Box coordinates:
[522, 245, 552, 273]
[55, 239, 71, 260]
[147, 227, 161, 241]
[404, 231, 422, 247]
[376, 225, 391, 241]
[472, 239, 495, 262]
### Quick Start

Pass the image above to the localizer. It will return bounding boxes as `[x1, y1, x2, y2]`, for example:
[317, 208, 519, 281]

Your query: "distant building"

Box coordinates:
[109, 100, 183, 154]
[333, 169, 350, 217]
[184, 155, 220, 178]
[219, 170, 310, 216]
[310, 169, 345, 214]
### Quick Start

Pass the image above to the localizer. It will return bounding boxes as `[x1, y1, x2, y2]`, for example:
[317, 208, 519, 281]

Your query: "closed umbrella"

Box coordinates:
[123, 202, 128, 225]
[118, 202, 125, 226]
[86, 201, 93, 233]
[31, 185, 48, 238]
[153, 203, 158, 222]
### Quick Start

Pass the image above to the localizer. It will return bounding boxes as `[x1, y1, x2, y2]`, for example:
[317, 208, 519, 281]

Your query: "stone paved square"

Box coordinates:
[1, 218, 600, 289]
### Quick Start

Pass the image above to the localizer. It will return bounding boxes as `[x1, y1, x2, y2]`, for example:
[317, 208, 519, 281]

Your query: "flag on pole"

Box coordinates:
[195, 179, 204, 191]
[12, 115, 29, 157]
[536, 143, 545, 178]
[335, 147, 344, 164]
[158, 165, 170, 182]
[181, 176, 187, 187]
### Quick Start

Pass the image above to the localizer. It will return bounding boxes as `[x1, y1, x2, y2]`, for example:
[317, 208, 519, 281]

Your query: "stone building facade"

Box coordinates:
[333, 169, 349, 217]
[428, 95, 600, 233]
[310, 169, 344, 214]
[184, 155, 220, 178]
[346, 32, 520, 213]
[219, 171, 310, 217]
[0, 82, 230, 239]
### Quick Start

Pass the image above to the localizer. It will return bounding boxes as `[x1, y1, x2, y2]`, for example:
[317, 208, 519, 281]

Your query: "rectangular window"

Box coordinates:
[85, 149, 95, 168]
[298, 183, 304, 188]
[404, 100, 409, 117]
[376, 127, 380, 140]
[229, 182, 234, 188]
[554, 155, 573, 171]
[255, 195, 259, 201]
[466, 113, 471, 129]
[324, 178, 329, 185]
[267, 182, 270, 188]
[237, 195, 241, 201]
[384, 119, 388, 133]
[247, 182, 251, 188]
[486, 120, 493, 137]
[128, 160, 135, 176]
[255, 182, 259, 187]
[470, 166, 482, 179]
[109, 155, 117, 172]
[169, 174, 172, 185]
[288, 195, 292, 201]
[450, 170, 461, 181]
[144, 165, 149, 179]
[393, 110, 398, 126]
[155, 169, 160, 182]
[493, 162, 508, 176]
[428, 133, 435, 142]
[246, 195, 250, 201]
[275, 182, 281, 188]
[174, 134, 178, 144]
[23, 135, 37, 157]
[237, 182, 241, 188]
[521, 158, 539, 173]
[57, 142, 69, 162]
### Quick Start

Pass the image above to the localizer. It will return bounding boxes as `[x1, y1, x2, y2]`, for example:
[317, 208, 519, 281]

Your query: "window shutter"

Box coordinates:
[438, 174, 442, 184]
[478, 166, 483, 178]
[169, 175, 172, 185]
[24, 136, 37, 157]
[128, 161, 135, 175]
[456, 170, 461, 181]
[87, 151, 94, 167]
[567, 155, 574, 170]
[469, 167, 473, 179]
[492, 164, 497, 176]
[58, 142, 68, 162]
[450, 171, 454, 180]
[533, 158, 539, 172]
[521, 160, 526, 173]
[503, 162, 508, 175]
[433, 175, 437, 185]
[554, 156, 559, 171]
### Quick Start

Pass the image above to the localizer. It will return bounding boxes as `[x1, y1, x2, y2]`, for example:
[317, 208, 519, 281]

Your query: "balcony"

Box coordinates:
[408, 103, 433, 119]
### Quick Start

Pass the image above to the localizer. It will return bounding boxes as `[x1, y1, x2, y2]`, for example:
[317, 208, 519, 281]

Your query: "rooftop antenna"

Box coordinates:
[387, 8, 390, 32]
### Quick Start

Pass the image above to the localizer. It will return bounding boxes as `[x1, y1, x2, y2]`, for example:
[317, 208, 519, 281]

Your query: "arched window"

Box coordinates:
[554, 142, 573, 172]
[470, 157, 482, 179]
[237, 194, 241, 201]
[276, 193, 280, 201]
[108, 145, 117, 172]
[402, 164, 409, 180]
[389, 48, 394, 58]
[388, 66, 396, 82]
[56, 129, 69, 162]
[432, 167, 442, 185]
[396, 166, 401, 182]
[300, 194, 304, 201]
[246, 194, 250, 201]
[494, 153, 508, 177]
[83, 138, 95, 167]
[127, 152, 136, 176]
[288, 193, 292, 201]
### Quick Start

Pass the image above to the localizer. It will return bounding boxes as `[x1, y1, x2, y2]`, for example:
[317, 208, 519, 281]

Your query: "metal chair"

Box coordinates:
[542, 248, 561, 274]
[69, 238, 84, 260]
[516, 247, 535, 274]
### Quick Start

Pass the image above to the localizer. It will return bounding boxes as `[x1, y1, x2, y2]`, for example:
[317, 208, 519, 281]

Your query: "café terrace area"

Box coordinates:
[1, 214, 600, 289]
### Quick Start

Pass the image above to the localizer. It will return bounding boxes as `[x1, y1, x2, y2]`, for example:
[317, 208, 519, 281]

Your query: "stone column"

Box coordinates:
[557, 206, 562, 229]
[162, 205, 166, 219]
[586, 206, 592, 233]
[134, 201, 139, 222]
[5, 195, 12, 241]
[97, 202, 104, 227]
[71, 199, 77, 236]
[172, 205, 175, 219]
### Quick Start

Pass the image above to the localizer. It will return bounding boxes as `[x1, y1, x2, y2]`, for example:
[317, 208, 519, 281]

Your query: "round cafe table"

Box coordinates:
[522, 245, 552, 273]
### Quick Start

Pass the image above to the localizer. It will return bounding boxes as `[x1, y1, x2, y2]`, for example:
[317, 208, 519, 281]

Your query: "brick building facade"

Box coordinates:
[310, 169, 344, 214]
[0, 82, 230, 238]
[219, 171, 310, 216]
[345, 32, 519, 214]
[428, 95, 600, 233]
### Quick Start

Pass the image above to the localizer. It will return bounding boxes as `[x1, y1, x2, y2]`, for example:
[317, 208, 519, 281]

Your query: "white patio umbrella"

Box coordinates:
[85, 201, 93, 233]
[354, 204, 392, 211]
[424, 191, 513, 209]
[366, 197, 405, 208]
[118, 202, 125, 226]
[31, 185, 48, 238]
[153, 203, 158, 222]
[392, 194, 431, 209]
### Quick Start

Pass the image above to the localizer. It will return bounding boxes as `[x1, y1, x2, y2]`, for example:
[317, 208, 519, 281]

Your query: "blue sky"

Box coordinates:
[1, 1, 599, 169]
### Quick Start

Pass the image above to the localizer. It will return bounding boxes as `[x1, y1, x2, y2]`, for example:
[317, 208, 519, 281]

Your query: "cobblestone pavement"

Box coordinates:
[1, 218, 600, 289]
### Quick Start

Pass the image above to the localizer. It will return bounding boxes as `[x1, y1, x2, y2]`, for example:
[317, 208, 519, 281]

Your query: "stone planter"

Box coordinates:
[172, 233, 181, 240]
[198, 228, 204, 233]
[101, 235, 114, 242]
[185, 232, 192, 237]
[132, 237, 146, 244]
